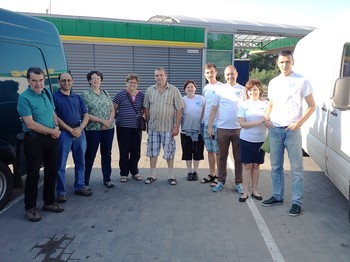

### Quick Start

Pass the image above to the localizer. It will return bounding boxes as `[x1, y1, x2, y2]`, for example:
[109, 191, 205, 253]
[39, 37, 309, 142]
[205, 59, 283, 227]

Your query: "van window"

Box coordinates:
[341, 44, 350, 77]
[0, 42, 48, 95]
[0, 42, 47, 145]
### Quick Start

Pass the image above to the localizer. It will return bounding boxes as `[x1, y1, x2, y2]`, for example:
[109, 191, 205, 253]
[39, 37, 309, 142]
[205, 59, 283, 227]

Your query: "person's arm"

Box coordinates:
[69, 113, 90, 138]
[144, 108, 150, 132]
[172, 109, 182, 136]
[263, 100, 273, 128]
[89, 103, 115, 130]
[101, 104, 115, 130]
[288, 94, 316, 130]
[22, 115, 61, 139]
[207, 105, 218, 138]
[238, 117, 265, 129]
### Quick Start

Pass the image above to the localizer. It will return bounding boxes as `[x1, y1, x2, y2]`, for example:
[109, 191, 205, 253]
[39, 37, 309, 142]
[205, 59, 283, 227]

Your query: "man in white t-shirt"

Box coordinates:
[208, 65, 245, 193]
[261, 50, 315, 217]
[200, 63, 224, 185]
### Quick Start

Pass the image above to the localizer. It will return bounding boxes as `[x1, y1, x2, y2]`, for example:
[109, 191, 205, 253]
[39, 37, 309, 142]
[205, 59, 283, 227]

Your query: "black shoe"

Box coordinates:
[261, 196, 283, 207]
[289, 204, 301, 216]
[251, 193, 263, 201]
[192, 172, 198, 181]
[187, 172, 193, 181]
[239, 195, 249, 202]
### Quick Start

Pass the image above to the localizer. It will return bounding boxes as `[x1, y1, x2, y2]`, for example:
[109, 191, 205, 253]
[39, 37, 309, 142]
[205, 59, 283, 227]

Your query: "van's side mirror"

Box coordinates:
[332, 78, 350, 110]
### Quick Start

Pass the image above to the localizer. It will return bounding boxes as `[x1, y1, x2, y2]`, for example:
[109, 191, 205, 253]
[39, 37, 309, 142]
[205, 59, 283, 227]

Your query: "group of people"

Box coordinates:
[17, 50, 315, 222]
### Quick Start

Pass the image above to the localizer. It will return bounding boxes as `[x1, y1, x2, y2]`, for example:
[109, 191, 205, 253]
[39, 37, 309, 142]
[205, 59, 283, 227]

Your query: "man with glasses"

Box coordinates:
[17, 67, 64, 222]
[261, 50, 315, 216]
[53, 72, 92, 203]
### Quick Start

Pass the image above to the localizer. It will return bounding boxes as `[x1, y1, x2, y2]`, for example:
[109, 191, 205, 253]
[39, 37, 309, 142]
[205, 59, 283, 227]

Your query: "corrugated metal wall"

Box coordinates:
[63, 43, 203, 96]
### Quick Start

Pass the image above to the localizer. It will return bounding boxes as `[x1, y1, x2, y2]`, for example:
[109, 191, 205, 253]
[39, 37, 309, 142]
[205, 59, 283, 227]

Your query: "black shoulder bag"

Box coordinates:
[126, 93, 146, 131]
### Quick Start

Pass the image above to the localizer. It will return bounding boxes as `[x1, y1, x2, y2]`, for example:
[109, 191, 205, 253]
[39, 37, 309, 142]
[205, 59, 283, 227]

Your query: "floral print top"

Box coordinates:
[81, 88, 115, 131]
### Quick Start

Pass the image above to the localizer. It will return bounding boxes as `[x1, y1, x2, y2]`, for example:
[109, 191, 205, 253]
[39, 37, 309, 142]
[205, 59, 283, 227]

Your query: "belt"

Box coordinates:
[69, 122, 81, 128]
[24, 131, 49, 137]
[275, 126, 289, 129]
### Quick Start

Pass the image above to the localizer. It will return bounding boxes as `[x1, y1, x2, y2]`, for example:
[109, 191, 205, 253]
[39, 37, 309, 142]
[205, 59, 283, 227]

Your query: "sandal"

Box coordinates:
[201, 174, 216, 184]
[120, 177, 127, 183]
[210, 177, 219, 187]
[168, 178, 177, 185]
[132, 174, 143, 181]
[145, 177, 156, 184]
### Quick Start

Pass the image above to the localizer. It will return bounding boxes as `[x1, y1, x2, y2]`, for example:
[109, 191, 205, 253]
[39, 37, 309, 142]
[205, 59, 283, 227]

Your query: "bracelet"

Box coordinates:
[79, 126, 84, 130]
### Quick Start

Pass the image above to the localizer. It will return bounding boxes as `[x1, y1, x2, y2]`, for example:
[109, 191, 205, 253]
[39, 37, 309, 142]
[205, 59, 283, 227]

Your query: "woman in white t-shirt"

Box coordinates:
[237, 80, 268, 202]
[181, 80, 205, 181]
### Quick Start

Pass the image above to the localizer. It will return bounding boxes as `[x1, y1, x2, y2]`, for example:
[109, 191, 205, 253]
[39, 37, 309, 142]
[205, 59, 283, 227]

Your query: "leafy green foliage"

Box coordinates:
[248, 53, 279, 86]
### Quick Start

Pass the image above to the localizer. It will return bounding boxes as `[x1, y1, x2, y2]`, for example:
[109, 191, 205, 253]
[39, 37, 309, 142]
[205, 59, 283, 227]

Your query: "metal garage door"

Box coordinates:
[63, 43, 203, 97]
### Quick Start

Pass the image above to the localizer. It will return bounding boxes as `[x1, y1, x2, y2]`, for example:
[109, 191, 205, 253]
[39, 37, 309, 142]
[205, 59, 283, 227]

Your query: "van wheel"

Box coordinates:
[0, 162, 13, 211]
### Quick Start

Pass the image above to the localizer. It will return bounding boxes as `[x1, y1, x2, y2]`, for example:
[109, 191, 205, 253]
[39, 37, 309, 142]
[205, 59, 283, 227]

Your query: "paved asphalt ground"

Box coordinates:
[0, 132, 350, 262]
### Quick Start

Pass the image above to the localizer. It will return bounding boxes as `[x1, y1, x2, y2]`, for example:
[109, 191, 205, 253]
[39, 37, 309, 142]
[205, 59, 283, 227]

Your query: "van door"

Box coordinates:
[326, 43, 350, 199]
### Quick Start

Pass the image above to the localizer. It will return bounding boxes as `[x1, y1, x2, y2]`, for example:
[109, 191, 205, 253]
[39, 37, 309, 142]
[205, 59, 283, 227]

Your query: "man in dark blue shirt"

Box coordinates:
[53, 72, 92, 203]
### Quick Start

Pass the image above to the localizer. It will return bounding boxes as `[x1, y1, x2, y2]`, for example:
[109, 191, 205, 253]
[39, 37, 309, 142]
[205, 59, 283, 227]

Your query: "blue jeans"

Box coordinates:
[57, 130, 87, 196]
[84, 128, 114, 185]
[269, 127, 304, 206]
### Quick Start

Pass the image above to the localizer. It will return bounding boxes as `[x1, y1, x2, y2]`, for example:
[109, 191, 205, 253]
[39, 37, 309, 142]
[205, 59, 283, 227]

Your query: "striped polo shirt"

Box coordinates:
[144, 83, 185, 132]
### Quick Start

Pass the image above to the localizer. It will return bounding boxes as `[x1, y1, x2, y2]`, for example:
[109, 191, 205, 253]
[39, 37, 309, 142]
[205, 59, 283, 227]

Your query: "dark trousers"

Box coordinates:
[24, 133, 58, 211]
[84, 128, 114, 185]
[116, 126, 142, 177]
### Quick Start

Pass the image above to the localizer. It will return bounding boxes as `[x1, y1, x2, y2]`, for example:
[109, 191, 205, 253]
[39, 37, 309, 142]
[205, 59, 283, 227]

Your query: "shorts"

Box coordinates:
[239, 138, 265, 164]
[146, 129, 176, 160]
[180, 133, 204, 161]
[201, 123, 218, 153]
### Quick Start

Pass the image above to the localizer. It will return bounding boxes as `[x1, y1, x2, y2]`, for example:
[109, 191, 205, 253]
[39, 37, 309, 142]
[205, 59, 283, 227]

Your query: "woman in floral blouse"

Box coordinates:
[82, 70, 115, 188]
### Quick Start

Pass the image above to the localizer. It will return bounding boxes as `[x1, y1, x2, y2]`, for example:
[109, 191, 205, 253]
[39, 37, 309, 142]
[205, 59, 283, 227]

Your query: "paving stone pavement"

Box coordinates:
[0, 132, 350, 262]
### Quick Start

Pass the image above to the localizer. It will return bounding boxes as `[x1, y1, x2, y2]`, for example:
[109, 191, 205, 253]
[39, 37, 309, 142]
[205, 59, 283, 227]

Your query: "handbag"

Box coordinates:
[126, 92, 146, 131]
[260, 132, 270, 153]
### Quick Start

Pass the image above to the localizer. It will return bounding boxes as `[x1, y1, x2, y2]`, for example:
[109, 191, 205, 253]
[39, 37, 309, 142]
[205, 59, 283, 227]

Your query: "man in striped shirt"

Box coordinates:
[143, 67, 185, 185]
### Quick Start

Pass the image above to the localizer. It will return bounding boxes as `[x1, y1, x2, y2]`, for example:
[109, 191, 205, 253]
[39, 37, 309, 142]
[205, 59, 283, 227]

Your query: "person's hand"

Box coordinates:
[172, 126, 180, 136]
[102, 119, 113, 128]
[207, 127, 213, 139]
[51, 127, 61, 139]
[287, 122, 300, 130]
[264, 120, 273, 129]
[71, 127, 82, 138]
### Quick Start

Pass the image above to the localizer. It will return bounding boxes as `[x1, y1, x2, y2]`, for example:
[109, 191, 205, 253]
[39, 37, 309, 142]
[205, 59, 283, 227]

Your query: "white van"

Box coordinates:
[293, 10, 350, 205]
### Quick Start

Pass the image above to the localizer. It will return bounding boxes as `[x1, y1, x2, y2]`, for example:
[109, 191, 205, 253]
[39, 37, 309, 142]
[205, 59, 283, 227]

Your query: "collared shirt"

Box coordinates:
[17, 87, 55, 132]
[143, 82, 185, 132]
[81, 88, 115, 131]
[53, 90, 88, 128]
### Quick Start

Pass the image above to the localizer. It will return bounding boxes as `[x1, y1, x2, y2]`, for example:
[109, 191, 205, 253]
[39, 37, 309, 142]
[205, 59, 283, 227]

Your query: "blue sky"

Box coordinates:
[1, 0, 350, 27]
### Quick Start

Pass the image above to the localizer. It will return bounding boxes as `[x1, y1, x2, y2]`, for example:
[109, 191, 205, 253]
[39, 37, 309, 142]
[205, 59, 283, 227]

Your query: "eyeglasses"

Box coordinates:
[60, 79, 72, 83]
[91, 77, 101, 81]
[127, 81, 138, 85]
